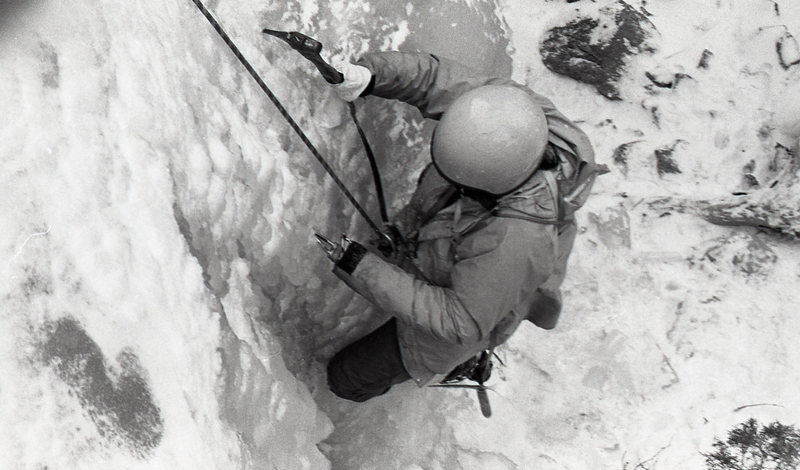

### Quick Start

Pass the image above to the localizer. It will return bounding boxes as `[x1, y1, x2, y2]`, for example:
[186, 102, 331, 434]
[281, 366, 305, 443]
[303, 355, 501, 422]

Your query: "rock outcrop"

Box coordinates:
[702, 140, 800, 237]
[540, 1, 658, 100]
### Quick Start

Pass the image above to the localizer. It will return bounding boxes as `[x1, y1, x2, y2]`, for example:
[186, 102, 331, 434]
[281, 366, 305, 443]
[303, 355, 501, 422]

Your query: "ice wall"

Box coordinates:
[1, 0, 333, 468]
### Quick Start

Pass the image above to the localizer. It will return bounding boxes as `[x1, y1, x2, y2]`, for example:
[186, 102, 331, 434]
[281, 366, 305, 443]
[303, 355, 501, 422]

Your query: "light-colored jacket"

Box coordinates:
[334, 52, 595, 385]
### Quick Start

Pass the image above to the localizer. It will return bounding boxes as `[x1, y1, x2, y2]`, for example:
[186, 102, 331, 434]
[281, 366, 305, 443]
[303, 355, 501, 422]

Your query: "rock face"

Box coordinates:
[702, 232, 778, 278]
[702, 141, 800, 237]
[654, 140, 684, 177]
[539, 1, 657, 100]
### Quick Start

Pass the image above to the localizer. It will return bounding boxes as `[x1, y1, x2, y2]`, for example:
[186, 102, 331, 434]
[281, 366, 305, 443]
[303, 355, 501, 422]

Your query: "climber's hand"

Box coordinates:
[315, 232, 367, 275]
[332, 61, 372, 102]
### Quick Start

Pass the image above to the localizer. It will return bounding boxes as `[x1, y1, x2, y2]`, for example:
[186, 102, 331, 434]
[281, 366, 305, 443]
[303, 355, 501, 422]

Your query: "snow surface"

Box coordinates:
[1, 0, 799, 469]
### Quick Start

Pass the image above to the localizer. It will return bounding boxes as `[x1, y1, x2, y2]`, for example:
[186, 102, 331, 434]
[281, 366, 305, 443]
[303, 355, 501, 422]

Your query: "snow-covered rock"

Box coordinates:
[539, 1, 658, 100]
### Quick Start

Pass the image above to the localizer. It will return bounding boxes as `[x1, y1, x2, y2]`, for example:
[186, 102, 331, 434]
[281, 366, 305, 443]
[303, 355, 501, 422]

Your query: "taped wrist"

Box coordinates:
[335, 242, 367, 274]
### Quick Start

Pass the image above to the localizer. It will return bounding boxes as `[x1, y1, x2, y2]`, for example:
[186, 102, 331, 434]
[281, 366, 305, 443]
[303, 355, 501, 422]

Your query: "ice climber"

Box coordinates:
[317, 51, 604, 402]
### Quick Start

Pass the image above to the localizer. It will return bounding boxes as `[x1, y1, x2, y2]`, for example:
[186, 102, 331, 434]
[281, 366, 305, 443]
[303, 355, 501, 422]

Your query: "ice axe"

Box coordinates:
[262, 29, 344, 84]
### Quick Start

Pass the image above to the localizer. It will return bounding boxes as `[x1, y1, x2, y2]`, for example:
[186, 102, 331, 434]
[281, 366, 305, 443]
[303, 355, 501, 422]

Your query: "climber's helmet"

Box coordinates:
[431, 85, 549, 196]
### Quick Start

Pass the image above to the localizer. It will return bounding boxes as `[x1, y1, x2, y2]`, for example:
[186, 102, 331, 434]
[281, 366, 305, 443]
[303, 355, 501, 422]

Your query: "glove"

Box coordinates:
[332, 61, 372, 102]
[315, 233, 367, 274]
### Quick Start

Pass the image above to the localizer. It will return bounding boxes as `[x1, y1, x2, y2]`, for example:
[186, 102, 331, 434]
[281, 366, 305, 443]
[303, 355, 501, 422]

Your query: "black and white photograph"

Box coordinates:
[2, 0, 799, 468]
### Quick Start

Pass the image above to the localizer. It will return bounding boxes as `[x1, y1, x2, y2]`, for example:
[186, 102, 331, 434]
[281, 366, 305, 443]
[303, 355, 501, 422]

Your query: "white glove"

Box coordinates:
[332, 61, 372, 102]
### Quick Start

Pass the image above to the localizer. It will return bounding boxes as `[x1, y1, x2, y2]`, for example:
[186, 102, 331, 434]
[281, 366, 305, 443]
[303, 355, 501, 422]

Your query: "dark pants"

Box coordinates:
[327, 318, 412, 402]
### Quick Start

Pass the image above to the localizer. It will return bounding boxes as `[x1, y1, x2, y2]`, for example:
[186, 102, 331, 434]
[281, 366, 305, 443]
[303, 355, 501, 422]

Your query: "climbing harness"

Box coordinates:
[188, 0, 389, 238]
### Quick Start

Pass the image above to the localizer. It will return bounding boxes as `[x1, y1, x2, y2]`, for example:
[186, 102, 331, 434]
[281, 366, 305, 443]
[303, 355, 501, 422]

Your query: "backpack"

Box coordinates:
[493, 133, 609, 226]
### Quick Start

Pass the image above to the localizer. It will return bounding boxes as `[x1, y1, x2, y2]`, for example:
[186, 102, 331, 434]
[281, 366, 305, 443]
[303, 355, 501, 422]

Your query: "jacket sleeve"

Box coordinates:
[334, 221, 554, 344]
[356, 51, 596, 163]
[356, 51, 512, 119]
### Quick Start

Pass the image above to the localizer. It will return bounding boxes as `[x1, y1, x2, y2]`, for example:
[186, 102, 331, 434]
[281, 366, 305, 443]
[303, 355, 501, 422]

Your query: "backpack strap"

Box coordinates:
[421, 185, 460, 224]
[491, 169, 562, 226]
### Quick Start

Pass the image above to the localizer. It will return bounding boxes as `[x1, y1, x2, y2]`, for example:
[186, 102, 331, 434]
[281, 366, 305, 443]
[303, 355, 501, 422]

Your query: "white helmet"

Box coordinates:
[431, 85, 549, 195]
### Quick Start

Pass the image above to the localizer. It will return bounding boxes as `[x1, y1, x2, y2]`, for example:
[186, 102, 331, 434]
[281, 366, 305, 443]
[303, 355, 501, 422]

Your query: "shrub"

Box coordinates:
[704, 418, 800, 470]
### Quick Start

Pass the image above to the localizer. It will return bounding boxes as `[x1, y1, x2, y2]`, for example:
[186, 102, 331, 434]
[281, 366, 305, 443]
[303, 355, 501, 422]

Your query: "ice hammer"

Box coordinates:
[262, 29, 344, 85]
